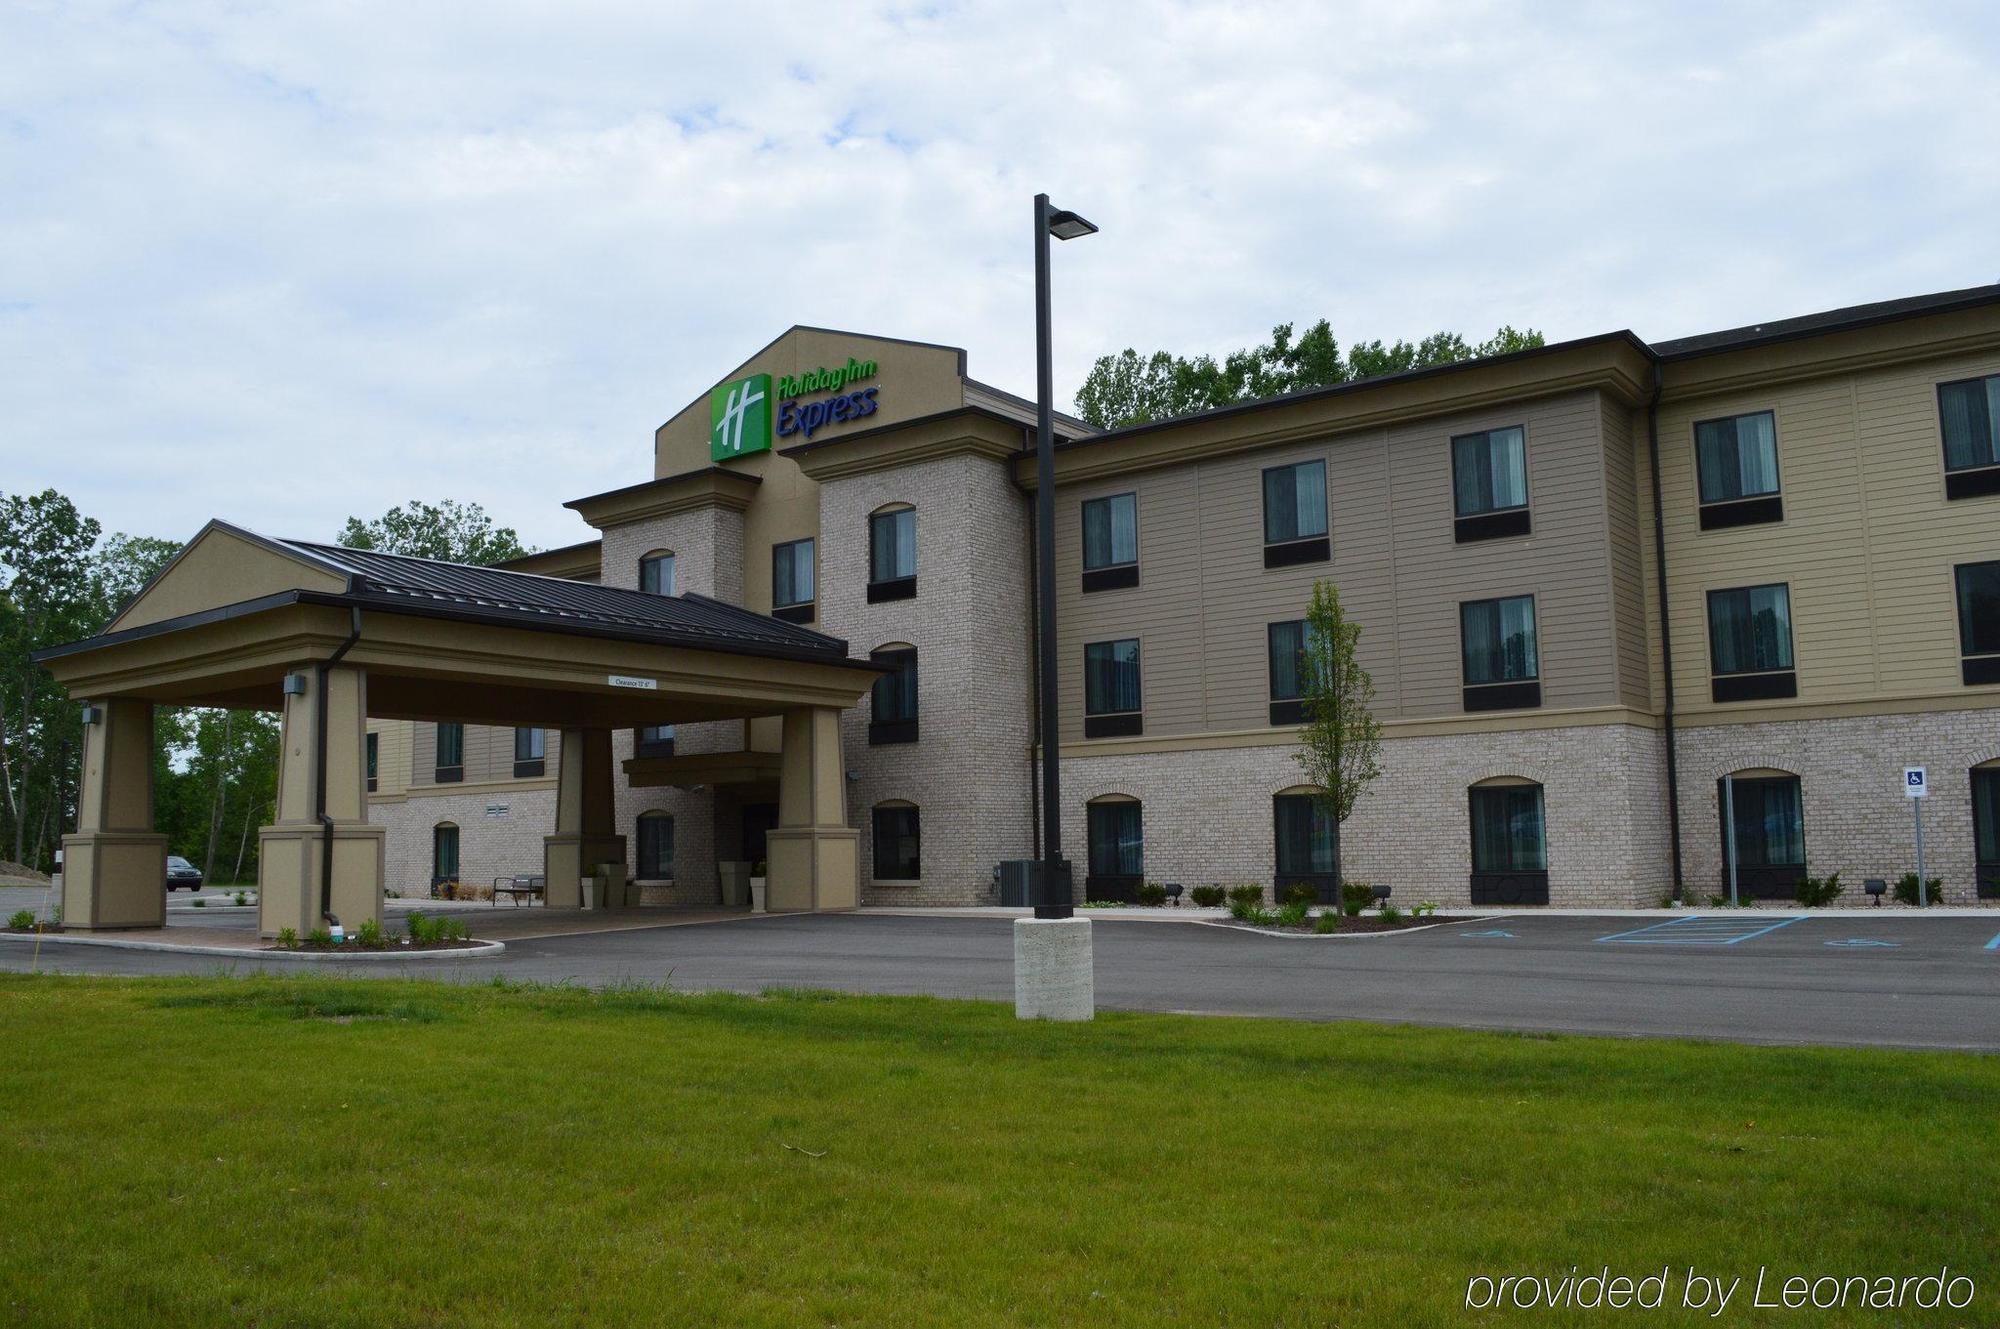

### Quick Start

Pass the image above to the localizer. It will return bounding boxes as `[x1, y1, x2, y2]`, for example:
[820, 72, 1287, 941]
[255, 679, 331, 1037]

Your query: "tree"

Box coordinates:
[337, 500, 532, 566]
[1073, 319, 1547, 428]
[1293, 580, 1383, 887]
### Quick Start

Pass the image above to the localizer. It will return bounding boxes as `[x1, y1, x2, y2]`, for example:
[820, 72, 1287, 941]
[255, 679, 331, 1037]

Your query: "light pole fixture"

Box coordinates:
[1033, 192, 1096, 921]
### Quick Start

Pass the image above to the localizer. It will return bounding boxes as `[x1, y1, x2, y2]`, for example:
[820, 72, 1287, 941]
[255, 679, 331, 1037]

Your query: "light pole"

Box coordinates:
[1033, 193, 1096, 921]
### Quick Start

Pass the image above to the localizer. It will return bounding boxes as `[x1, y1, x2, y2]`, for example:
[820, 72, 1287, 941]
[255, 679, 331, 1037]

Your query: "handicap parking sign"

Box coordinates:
[1903, 767, 1928, 798]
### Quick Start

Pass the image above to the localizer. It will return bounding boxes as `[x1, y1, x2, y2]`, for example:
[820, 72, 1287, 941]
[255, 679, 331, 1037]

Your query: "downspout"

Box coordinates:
[1644, 361, 1685, 900]
[317, 606, 363, 925]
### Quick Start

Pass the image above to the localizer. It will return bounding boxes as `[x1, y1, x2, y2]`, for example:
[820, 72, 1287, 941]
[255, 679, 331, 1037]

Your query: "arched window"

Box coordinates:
[872, 800, 920, 880]
[869, 642, 918, 744]
[1272, 785, 1337, 903]
[868, 503, 916, 601]
[1085, 795, 1144, 901]
[1468, 778, 1547, 905]
[1718, 768, 1805, 899]
[639, 550, 675, 596]
[637, 812, 674, 881]
[431, 822, 460, 892]
[1973, 759, 2000, 900]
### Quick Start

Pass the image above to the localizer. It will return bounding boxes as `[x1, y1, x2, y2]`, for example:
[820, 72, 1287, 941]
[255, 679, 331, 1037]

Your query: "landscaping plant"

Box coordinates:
[1312, 911, 1343, 934]
[9, 909, 36, 930]
[1293, 579, 1383, 887]
[1340, 881, 1374, 918]
[1136, 881, 1168, 907]
[1226, 884, 1264, 908]
[275, 926, 298, 950]
[356, 917, 383, 947]
[1280, 882, 1315, 907]
[1895, 872, 1945, 906]
[1189, 885, 1226, 908]
[1275, 900, 1310, 928]
[306, 927, 333, 947]
[1794, 872, 1843, 907]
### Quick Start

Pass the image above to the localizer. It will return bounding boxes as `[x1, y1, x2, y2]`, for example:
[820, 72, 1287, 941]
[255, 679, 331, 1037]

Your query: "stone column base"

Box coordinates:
[1014, 916, 1094, 1021]
[258, 821, 385, 939]
[543, 833, 626, 909]
[765, 826, 859, 912]
[59, 831, 168, 930]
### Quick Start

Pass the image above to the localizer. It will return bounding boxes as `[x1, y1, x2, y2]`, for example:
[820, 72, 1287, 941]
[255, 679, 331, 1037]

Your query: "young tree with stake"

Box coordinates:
[1293, 580, 1382, 886]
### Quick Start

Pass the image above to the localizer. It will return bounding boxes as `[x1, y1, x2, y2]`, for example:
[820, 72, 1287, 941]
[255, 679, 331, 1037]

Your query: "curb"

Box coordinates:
[2, 932, 506, 961]
[1188, 918, 1471, 940]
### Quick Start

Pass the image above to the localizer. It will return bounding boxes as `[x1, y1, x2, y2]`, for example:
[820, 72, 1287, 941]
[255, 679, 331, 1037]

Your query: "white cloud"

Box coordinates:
[1, 0, 1995, 549]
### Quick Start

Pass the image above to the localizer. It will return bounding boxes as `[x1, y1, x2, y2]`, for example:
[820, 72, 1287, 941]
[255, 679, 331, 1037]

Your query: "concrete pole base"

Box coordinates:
[1013, 916, 1094, 1021]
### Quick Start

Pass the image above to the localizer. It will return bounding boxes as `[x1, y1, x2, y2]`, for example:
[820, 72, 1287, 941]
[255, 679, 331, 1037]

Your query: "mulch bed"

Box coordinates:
[268, 939, 489, 954]
[4, 923, 62, 935]
[1211, 914, 1475, 935]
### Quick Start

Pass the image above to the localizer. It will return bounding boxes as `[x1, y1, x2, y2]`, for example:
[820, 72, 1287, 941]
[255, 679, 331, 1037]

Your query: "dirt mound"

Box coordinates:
[0, 860, 52, 885]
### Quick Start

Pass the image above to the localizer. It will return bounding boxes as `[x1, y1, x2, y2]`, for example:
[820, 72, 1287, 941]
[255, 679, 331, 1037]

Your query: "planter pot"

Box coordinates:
[750, 877, 767, 913]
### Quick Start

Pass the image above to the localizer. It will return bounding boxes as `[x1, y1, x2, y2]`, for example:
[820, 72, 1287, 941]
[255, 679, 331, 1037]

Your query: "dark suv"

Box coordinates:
[166, 855, 204, 891]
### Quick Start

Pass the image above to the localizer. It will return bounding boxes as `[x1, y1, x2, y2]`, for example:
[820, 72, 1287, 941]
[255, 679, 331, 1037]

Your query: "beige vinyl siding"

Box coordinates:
[1600, 395, 1654, 710]
[404, 723, 562, 789]
[1659, 348, 2000, 722]
[365, 719, 412, 798]
[1054, 388, 1627, 742]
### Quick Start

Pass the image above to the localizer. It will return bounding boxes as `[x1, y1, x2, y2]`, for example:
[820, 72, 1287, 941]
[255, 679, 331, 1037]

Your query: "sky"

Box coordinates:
[3, 1, 1997, 552]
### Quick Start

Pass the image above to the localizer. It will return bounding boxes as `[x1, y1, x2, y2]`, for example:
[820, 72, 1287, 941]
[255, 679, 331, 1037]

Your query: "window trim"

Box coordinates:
[1693, 409, 1785, 530]
[1450, 425, 1533, 543]
[1972, 764, 2000, 899]
[1271, 790, 1339, 903]
[365, 731, 378, 793]
[1938, 373, 2000, 499]
[1260, 459, 1331, 568]
[638, 550, 675, 597]
[1084, 797, 1145, 901]
[1081, 492, 1140, 593]
[1954, 560, 2000, 686]
[867, 505, 917, 602]
[1267, 619, 1308, 726]
[1705, 582, 1798, 703]
[512, 726, 545, 779]
[1718, 772, 1807, 898]
[433, 722, 464, 783]
[636, 811, 674, 881]
[1458, 594, 1542, 712]
[431, 821, 460, 888]
[868, 646, 919, 745]
[1083, 638, 1143, 738]
[871, 803, 921, 881]
[771, 536, 816, 621]
[1467, 781, 1550, 905]
[635, 725, 675, 759]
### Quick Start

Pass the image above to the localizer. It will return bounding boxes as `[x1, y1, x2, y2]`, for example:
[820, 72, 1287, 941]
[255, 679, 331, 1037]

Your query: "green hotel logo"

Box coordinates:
[710, 373, 772, 462]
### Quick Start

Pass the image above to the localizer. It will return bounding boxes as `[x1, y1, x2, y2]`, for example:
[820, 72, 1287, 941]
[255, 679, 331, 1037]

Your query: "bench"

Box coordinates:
[492, 875, 546, 906]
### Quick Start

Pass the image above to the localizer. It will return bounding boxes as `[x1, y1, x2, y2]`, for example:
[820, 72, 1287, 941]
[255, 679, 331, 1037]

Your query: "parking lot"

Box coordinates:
[5, 907, 1995, 1051]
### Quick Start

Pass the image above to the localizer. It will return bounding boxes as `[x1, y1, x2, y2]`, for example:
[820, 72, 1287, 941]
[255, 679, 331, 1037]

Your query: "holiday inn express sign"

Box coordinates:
[709, 356, 881, 461]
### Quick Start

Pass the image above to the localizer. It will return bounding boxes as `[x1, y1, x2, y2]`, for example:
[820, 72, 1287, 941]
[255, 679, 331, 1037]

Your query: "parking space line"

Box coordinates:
[1596, 915, 1808, 946]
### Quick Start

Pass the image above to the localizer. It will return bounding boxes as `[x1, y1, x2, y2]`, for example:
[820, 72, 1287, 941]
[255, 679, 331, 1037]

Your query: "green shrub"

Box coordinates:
[9, 909, 36, 930]
[443, 918, 469, 943]
[1228, 899, 1278, 925]
[1189, 885, 1226, 908]
[306, 927, 333, 948]
[1380, 904, 1402, 923]
[1340, 882, 1374, 918]
[1794, 872, 1843, 907]
[1412, 900, 1439, 919]
[1895, 873, 1944, 906]
[1136, 881, 1168, 907]
[1313, 911, 1343, 934]
[1275, 900, 1310, 927]
[355, 917, 384, 946]
[232, 891, 248, 907]
[1707, 894, 1728, 908]
[276, 926, 298, 950]
[1227, 884, 1264, 907]
[191, 898, 206, 907]
[1280, 882, 1316, 907]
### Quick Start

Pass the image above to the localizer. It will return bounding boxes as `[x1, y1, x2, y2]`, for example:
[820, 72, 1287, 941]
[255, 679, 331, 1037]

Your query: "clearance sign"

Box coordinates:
[709, 357, 880, 462]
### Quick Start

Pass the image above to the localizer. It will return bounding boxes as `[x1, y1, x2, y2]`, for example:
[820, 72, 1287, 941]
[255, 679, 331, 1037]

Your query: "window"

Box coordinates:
[1273, 792, 1338, 900]
[1706, 584, 1796, 702]
[1694, 410, 1783, 528]
[1081, 493, 1139, 591]
[1451, 426, 1531, 541]
[1086, 799, 1144, 900]
[637, 813, 674, 880]
[636, 724, 675, 758]
[869, 646, 919, 745]
[431, 822, 460, 889]
[433, 723, 463, 783]
[1261, 460, 1329, 567]
[366, 732, 378, 793]
[771, 538, 816, 622]
[1084, 639, 1142, 737]
[1468, 783, 1548, 905]
[1973, 765, 2000, 899]
[1460, 595, 1541, 711]
[1938, 373, 2000, 499]
[1719, 773, 1806, 897]
[639, 551, 675, 596]
[872, 803, 921, 880]
[868, 506, 917, 602]
[512, 727, 545, 779]
[1955, 561, 2000, 686]
[1267, 620, 1310, 725]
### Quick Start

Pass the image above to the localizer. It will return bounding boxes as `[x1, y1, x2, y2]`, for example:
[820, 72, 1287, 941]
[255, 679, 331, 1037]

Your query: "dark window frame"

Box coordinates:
[636, 812, 674, 881]
[1718, 773, 1807, 897]
[433, 722, 464, 783]
[431, 822, 460, 887]
[869, 647, 919, 745]
[1973, 766, 2000, 899]
[1272, 792, 1339, 903]
[638, 551, 675, 597]
[1693, 409, 1785, 530]
[771, 537, 816, 621]
[365, 731, 378, 793]
[635, 725, 675, 759]
[1083, 638, 1143, 738]
[512, 726, 545, 779]
[1081, 492, 1140, 593]
[1938, 373, 2000, 499]
[1706, 582, 1797, 703]
[1468, 782, 1550, 905]
[1260, 459, 1330, 567]
[1085, 799, 1145, 900]
[871, 804, 921, 881]
[1954, 560, 2000, 686]
[1451, 425, 1532, 542]
[1459, 594, 1542, 712]
[868, 507, 917, 601]
[1267, 619, 1308, 725]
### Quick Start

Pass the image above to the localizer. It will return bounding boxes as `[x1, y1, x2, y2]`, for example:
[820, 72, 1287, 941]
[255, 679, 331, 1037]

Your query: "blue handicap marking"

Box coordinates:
[1824, 938, 1899, 949]
[1459, 929, 1516, 939]
[1597, 915, 1808, 946]
[1986, 931, 2000, 952]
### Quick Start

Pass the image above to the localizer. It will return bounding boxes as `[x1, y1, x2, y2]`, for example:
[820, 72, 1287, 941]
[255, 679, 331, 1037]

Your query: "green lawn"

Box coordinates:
[0, 975, 1994, 1327]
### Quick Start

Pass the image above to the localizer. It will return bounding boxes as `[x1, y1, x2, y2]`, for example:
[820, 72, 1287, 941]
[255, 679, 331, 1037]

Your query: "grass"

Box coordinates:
[0, 975, 1995, 1327]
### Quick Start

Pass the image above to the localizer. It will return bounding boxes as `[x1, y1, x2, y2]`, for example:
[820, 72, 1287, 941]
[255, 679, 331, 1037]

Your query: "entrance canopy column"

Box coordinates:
[544, 727, 625, 908]
[61, 697, 168, 930]
[258, 663, 384, 938]
[766, 706, 858, 911]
